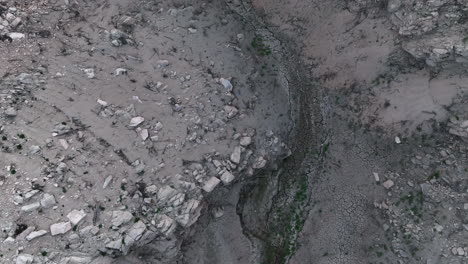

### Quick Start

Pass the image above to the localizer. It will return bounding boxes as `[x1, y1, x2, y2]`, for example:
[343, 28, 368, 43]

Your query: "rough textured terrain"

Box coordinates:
[2, 0, 468, 264]
[0, 0, 291, 263]
[241, 0, 468, 263]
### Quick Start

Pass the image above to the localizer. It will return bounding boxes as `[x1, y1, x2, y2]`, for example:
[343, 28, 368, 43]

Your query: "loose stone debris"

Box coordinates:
[382, 179, 394, 189]
[0, 0, 292, 263]
[219, 78, 233, 92]
[50, 222, 72, 236]
[26, 230, 47, 241]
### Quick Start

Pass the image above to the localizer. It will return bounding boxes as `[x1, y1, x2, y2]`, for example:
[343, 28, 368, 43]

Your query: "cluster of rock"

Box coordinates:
[0, 1, 294, 263]
[0, 71, 276, 264]
[448, 96, 468, 139]
[0, 75, 247, 263]
[388, 0, 468, 68]
[374, 133, 468, 263]
[348, 0, 468, 69]
[0, 2, 24, 40]
[448, 117, 468, 138]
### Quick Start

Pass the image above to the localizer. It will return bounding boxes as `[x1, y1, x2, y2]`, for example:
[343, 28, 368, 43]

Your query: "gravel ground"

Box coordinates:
[0, 0, 291, 263]
[2, 0, 468, 264]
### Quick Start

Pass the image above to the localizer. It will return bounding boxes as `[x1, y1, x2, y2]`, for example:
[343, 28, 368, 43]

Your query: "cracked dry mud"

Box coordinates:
[2, 0, 468, 264]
